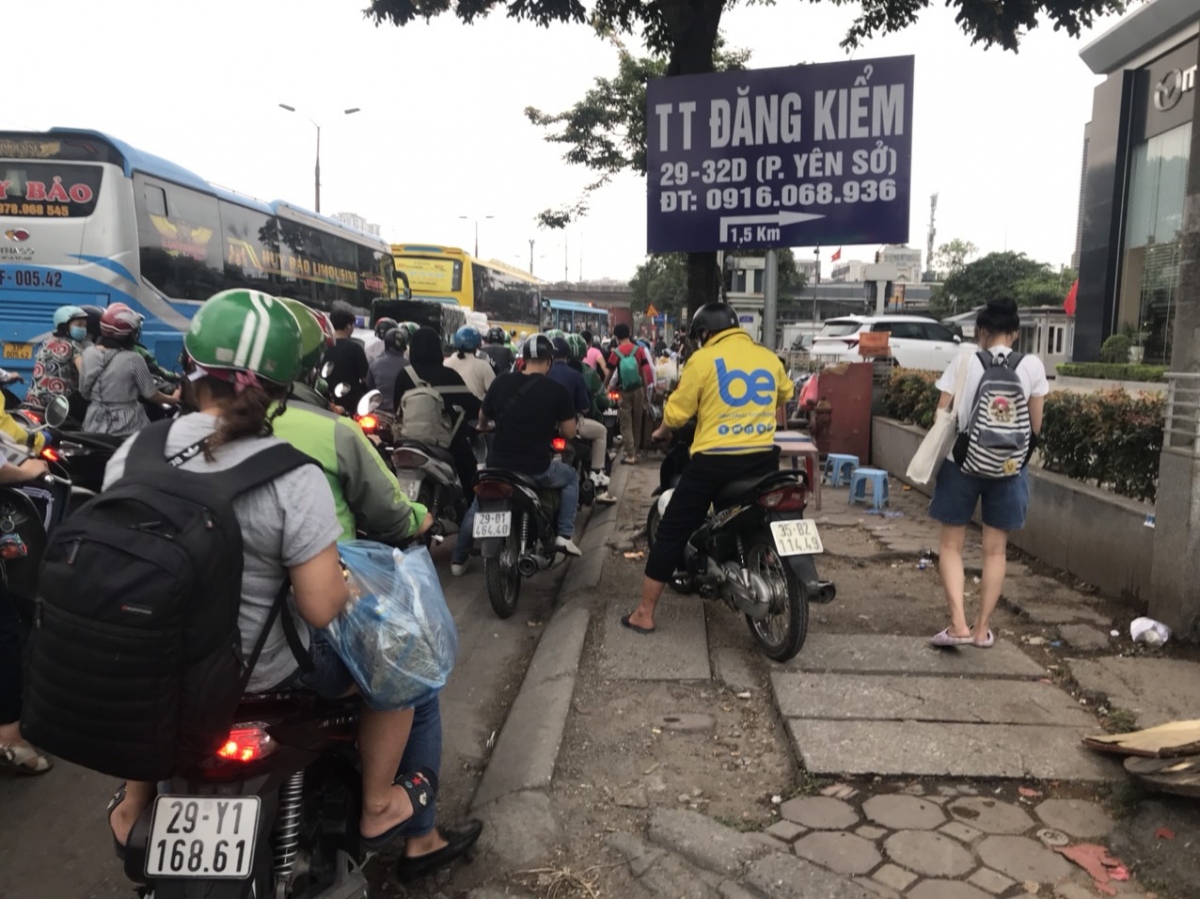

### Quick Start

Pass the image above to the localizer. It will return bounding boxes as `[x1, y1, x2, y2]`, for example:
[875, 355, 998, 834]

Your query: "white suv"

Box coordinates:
[810, 315, 972, 371]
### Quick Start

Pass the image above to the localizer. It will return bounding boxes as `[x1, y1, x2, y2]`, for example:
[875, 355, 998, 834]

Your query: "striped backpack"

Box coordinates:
[958, 351, 1030, 479]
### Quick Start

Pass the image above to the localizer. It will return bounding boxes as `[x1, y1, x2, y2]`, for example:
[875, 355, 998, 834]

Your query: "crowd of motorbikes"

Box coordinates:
[5, 336, 834, 899]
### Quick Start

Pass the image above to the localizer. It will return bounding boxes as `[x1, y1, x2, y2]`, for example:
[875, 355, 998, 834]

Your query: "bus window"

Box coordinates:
[135, 174, 225, 301]
[473, 266, 539, 326]
[0, 162, 103, 218]
[219, 200, 276, 294]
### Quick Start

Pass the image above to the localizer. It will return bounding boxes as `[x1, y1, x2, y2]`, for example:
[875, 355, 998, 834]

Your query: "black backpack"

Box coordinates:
[21, 421, 316, 781]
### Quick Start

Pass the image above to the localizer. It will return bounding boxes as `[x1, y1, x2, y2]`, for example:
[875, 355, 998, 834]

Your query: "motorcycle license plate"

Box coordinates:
[397, 474, 423, 499]
[769, 519, 824, 556]
[473, 510, 511, 538]
[145, 796, 259, 879]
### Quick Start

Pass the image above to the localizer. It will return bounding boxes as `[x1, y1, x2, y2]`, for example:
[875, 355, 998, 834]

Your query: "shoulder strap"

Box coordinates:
[124, 419, 175, 470]
[1005, 351, 1025, 370]
[240, 578, 312, 688]
[404, 365, 428, 389]
[498, 376, 539, 422]
[218, 443, 318, 500]
[975, 350, 993, 370]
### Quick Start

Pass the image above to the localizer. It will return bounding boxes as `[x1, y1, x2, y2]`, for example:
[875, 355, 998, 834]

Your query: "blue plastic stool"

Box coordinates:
[849, 467, 890, 509]
[823, 453, 859, 487]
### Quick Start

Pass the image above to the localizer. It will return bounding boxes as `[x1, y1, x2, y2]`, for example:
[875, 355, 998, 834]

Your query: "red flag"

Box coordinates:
[831, 247, 842, 262]
[1064, 279, 1078, 316]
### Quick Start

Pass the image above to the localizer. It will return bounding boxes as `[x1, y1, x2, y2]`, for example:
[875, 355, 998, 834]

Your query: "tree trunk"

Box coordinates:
[662, 0, 725, 317]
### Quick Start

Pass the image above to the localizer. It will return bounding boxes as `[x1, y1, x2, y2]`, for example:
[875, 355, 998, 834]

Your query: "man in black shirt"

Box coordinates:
[323, 307, 370, 411]
[450, 333, 581, 576]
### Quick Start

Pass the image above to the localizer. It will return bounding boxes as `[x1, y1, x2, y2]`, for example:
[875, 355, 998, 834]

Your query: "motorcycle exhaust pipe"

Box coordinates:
[815, 581, 837, 604]
[517, 555, 550, 577]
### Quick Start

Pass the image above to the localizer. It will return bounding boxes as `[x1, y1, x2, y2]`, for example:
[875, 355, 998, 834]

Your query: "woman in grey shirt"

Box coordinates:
[79, 303, 178, 436]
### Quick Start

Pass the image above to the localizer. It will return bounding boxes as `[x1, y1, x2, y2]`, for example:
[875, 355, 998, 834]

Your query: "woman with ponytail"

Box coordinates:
[928, 296, 1048, 649]
[103, 290, 434, 856]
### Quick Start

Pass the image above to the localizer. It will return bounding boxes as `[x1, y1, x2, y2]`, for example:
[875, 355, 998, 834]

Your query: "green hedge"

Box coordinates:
[1039, 390, 1163, 503]
[1056, 362, 1167, 383]
[885, 371, 1163, 503]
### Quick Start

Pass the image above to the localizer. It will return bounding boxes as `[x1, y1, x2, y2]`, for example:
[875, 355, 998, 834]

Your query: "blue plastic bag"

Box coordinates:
[323, 540, 458, 710]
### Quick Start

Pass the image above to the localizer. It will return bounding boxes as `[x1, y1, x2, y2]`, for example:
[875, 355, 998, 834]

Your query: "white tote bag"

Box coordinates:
[905, 350, 971, 487]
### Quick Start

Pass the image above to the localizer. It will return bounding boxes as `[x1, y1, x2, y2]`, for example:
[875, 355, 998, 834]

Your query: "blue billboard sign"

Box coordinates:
[646, 56, 914, 253]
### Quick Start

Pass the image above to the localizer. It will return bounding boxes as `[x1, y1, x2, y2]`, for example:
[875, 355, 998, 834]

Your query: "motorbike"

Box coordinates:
[645, 424, 836, 662]
[472, 437, 583, 619]
[121, 690, 372, 899]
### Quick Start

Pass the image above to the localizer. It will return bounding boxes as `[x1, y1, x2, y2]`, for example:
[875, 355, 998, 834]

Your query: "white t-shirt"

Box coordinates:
[936, 346, 1049, 434]
[444, 351, 496, 400]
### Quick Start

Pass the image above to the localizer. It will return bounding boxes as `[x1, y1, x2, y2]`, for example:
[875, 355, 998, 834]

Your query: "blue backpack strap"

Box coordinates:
[975, 350, 993, 369]
[1005, 351, 1025, 370]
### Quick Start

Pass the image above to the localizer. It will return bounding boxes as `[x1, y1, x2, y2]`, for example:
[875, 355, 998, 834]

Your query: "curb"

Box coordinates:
[468, 456, 639, 828]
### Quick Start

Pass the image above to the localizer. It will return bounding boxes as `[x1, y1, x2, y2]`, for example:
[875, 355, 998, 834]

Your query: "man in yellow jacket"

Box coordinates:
[622, 303, 794, 634]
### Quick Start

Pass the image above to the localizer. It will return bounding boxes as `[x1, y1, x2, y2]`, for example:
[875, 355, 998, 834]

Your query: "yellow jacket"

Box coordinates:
[664, 329, 793, 455]
[0, 393, 45, 457]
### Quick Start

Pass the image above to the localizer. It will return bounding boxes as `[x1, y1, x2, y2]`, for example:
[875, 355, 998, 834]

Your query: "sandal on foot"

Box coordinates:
[361, 768, 437, 852]
[0, 742, 52, 776]
[930, 627, 973, 647]
[107, 783, 128, 860]
[972, 629, 995, 648]
[620, 614, 655, 635]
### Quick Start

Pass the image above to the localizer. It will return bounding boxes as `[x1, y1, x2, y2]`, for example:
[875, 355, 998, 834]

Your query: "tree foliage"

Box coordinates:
[942, 251, 1070, 311]
[932, 238, 978, 279]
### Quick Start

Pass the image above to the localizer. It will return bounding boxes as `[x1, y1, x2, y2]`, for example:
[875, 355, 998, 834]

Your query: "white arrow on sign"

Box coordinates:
[719, 210, 824, 242]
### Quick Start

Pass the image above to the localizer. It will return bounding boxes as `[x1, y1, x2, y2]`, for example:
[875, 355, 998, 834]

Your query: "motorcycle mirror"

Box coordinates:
[44, 395, 70, 429]
[357, 390, 383, 417]
[320, 361, 335, 381]
[333, 382, 351, 399]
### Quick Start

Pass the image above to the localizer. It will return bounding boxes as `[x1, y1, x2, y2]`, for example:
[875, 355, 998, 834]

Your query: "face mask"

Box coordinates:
[69, 326, 87, 341]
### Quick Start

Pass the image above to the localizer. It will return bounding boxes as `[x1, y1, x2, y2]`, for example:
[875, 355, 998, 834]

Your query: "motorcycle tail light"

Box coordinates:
[551, 437, 567, 453]
[391, 449, 428, 469]
[608, 391, 620, 402]
[215, 723, 277, 764]
[759, 485, 807, 512]
[22, 410, 42, 425]
[357, 414, 379, 432]
[41, 447, 61, 463]
[474, 480, 514, 501]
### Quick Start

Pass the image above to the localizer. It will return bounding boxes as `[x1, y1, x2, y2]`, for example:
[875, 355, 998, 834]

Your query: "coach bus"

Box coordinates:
[547, 298, 610, 337]
[392, 243, 544, 334]
[0, 129, 397, 386]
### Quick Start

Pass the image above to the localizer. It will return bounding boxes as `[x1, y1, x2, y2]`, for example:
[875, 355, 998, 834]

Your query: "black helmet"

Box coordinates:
[382, 327, 407, 354]
[521, 332, 554, 361]
[80, 304, 104, 340]
[689, 302, 739, 346]
[550, 336, 570, 359]
[374, 317, 399, 340]
[486, 326, 507, 344]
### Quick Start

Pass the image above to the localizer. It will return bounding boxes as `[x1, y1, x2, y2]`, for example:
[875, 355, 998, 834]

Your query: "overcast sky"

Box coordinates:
[15, 0, 1123, 281]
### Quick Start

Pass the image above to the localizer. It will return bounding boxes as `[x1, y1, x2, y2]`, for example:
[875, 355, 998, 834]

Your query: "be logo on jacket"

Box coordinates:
[714, 359, 776, 407]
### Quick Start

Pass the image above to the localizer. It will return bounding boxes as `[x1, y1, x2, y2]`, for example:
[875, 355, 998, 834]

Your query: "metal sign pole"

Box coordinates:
[763, 249, 779, 350]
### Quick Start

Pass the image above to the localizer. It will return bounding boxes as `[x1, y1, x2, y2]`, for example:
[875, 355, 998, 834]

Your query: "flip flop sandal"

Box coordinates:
[107, 783, 128, 861]
[361, 768, 437, 852]
[0, 742, 52, 776]
[972, 629, 995, 648]
[620, 614, 655, 635]
[930, 627, 974, 647]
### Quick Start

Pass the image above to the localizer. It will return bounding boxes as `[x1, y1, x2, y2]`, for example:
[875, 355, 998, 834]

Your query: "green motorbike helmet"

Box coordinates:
[277, 296, 334, 376]
[566, 333, 589, 362]
[545, 328, 566, 343]
[185, 289, 303, 385]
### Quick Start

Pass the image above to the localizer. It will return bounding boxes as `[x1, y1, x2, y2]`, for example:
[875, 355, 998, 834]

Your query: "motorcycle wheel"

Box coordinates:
[743, 533, 809, 663]
[486, 529, 522, 619]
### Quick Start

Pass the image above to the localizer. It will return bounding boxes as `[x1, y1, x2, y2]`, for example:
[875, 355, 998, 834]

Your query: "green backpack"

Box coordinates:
[616, 345, 642, 391]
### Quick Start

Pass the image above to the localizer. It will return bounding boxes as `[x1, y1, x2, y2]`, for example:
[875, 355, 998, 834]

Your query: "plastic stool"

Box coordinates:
[849, 467, 890, 509]
[823, 453, 859, 487]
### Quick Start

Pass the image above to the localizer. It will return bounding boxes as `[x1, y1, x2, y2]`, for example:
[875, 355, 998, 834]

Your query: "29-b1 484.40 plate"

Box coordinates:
[145, 796, 260, 879]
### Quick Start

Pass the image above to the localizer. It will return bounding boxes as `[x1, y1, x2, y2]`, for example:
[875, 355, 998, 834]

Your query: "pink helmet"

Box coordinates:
[99, 303, 143, 337]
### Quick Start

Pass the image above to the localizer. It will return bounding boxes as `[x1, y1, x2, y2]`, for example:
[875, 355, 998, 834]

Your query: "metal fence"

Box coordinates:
[1164, 372, 1200, 457]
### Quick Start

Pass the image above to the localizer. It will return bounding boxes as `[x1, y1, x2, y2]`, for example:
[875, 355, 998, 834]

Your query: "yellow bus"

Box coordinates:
[391, 243, 544, 335]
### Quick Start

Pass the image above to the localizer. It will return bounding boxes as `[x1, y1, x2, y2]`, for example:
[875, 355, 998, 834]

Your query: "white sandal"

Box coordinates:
[0, 741, 53, 775]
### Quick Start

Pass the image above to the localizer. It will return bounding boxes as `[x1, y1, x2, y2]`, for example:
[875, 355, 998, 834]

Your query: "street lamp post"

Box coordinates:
[459, 216, 494, 258]
[278, 104, 360, 213]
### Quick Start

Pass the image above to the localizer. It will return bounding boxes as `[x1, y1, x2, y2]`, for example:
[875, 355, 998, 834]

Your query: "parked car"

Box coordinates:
[809, 315, 973, 370]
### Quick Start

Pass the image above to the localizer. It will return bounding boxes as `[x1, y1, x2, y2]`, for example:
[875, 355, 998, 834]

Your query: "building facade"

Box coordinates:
[1074, 0, 1198, 363]
[880, 245, 923, 283]
[331, 212, 382, 237]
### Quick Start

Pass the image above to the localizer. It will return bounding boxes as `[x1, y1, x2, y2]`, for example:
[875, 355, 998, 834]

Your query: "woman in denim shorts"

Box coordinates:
[929, 297, 1048, 648]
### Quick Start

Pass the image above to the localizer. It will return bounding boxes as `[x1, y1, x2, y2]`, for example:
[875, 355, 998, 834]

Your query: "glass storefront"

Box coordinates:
[1117, 121, 1191, 364]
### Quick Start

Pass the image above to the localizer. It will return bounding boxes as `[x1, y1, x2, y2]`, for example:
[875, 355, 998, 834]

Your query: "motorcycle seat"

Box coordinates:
[394, 438, 456, 466]
[477, 468, 540, 490]
[715, 470, 799, 506]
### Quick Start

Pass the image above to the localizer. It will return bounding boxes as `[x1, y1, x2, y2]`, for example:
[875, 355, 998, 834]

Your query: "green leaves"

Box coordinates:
[942, 251, 1071, 310]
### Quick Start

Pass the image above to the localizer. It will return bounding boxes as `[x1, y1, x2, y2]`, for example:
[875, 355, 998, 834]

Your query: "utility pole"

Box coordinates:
[278, 105, 359, 214]
[763, 249, 779, 351]
[529, 239, 535, 275]
[564, 234, 569, 284]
